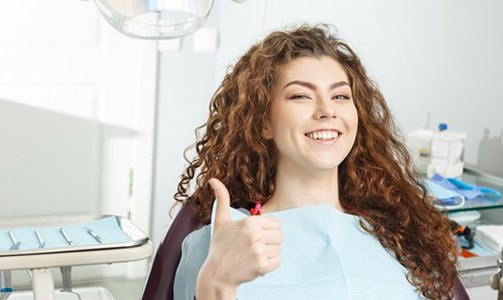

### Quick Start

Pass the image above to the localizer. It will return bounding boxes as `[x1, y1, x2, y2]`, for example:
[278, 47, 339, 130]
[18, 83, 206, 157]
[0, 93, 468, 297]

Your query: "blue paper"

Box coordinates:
[430, 173, 503, 200]
[209, 204, 423, 300]
[0, 217, 132, 252]
[425, 179, 465, 208]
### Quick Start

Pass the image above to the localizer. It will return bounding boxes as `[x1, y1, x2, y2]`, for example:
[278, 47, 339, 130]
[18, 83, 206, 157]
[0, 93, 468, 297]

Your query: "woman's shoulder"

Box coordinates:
[181, 224, 211, 259]
[174, 225, 212, 299]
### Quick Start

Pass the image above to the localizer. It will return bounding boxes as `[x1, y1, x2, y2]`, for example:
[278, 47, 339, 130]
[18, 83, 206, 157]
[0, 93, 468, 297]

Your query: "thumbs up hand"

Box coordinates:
[196, 178, 284, 299]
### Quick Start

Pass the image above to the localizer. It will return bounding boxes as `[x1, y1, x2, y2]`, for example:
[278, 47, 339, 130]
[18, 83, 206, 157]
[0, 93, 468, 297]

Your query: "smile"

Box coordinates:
[305, 130, 340, 141]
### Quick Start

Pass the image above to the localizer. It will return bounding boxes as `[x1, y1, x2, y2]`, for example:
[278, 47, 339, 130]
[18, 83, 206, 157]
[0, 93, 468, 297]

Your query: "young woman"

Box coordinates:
[173, 24, 457, 300]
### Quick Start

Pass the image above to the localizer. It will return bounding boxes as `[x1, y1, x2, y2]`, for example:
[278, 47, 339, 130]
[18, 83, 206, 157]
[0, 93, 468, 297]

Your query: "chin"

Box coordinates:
[310, 161, 343, 171]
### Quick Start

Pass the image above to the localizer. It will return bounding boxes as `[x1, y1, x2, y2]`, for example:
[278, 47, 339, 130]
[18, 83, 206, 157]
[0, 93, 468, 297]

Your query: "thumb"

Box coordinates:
[209, 178, 231, 227]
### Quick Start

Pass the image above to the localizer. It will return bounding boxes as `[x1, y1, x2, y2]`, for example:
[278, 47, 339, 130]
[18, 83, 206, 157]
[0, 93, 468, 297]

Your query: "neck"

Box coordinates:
[262, 163, 343, 213]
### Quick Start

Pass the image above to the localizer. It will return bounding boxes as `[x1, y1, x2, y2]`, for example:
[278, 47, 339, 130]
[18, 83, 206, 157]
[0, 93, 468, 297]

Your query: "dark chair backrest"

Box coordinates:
[452, 275, 470, 300]
[141, 203, 470, 300]
[141, 202, 204, 300]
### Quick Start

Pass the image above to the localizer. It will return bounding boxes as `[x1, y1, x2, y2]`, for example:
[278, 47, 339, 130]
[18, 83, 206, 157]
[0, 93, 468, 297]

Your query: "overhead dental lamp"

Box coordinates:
[93, 0, 246, 40]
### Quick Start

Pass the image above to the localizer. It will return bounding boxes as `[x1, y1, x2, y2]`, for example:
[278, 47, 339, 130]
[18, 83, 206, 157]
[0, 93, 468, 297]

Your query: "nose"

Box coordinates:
[313, 97, 336, 120]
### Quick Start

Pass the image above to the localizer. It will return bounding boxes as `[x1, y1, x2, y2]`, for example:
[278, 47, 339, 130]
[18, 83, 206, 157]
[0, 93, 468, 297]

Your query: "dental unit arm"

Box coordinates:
[0, 271, 12, 300]
[490, 252, 503, 300]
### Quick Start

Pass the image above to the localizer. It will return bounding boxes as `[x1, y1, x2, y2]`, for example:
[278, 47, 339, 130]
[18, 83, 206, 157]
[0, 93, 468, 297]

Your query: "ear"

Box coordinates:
[262, 120, 273, 140]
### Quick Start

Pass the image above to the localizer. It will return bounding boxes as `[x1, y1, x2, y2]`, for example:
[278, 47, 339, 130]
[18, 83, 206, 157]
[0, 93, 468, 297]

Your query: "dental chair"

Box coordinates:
[141, 202, 470, 300]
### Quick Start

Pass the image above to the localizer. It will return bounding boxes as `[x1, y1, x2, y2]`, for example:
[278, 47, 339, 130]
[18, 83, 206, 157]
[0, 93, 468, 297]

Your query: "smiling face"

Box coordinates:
[263, 56, 358, 176]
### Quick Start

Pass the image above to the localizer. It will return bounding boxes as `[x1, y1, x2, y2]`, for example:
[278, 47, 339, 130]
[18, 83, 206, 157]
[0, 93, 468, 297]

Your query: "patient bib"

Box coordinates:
[210, 204, 423, 300]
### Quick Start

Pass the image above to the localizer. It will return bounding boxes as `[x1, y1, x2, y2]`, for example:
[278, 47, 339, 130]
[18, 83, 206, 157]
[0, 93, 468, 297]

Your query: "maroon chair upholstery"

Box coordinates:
[452, 276, 470, 300]
[142, 202, 204, 300]
[141, 202, 470, 300]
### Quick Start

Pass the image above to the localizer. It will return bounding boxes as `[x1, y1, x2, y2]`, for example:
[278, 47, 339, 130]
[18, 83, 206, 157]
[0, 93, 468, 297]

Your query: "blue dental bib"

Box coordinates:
[210, 204, 423, 300]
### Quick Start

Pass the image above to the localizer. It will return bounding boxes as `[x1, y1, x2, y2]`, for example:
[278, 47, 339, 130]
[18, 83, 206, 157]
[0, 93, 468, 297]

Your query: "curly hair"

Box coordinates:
[174, 24, 457, 299]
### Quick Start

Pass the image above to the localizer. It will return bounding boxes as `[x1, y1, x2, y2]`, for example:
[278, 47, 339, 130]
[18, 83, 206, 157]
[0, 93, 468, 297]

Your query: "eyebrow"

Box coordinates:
[281, 80, 350, 91]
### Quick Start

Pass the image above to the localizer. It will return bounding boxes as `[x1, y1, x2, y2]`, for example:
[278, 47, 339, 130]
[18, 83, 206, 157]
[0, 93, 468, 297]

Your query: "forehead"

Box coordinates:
[276, 56, 349, 86]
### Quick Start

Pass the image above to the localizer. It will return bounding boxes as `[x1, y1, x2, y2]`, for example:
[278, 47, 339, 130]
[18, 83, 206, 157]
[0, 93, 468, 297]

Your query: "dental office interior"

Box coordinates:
[1, 0, 503, 299]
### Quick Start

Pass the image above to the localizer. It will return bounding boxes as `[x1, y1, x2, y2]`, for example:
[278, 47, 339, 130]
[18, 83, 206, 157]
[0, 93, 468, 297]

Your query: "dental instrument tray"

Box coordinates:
[0, 215, 148, 256]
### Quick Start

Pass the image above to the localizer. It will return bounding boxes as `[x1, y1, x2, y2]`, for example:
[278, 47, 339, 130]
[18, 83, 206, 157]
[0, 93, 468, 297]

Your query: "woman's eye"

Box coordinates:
[332, 94, 351, 100]
[289, 94, 311, 100]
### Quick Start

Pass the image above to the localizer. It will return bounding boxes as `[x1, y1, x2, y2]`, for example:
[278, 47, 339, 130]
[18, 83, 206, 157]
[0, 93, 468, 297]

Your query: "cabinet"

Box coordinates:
[444, 166, 503, 290]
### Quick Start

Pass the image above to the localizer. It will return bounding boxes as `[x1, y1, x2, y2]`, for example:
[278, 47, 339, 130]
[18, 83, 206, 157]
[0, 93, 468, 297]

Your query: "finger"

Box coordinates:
[260, 230, 285, 245]
[208, 178, 231, 227]
[257, 217, 282, 230]
[263, 244, 281, 259]
[261, 256, 282, 275]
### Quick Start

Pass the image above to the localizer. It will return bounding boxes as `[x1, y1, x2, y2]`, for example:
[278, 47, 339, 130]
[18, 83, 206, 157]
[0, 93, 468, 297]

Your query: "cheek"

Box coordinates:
[344, 106, 359, 143]
[352, 111, 359, 135]
[343, 105, 358, 127]
[270, 107, 304, 135]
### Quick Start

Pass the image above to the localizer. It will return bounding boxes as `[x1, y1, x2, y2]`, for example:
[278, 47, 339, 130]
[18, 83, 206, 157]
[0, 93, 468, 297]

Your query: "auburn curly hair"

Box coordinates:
[174, 24, 457, 299]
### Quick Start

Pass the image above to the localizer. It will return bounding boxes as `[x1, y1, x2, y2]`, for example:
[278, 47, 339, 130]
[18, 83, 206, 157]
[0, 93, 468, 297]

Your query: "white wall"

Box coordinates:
[152, 0, 503, 245]
[151, 3, 222, 246]
[0, 0, 157, 283]
[215, 0, 503, 173]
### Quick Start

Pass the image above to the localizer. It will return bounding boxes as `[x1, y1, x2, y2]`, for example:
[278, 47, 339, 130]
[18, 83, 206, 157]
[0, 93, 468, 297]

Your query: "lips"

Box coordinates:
[305, 130, 340, 140]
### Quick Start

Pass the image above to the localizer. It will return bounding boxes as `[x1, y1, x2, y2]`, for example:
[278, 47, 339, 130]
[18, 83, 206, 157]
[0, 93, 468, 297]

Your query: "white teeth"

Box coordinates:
[306, 130, 339, 140]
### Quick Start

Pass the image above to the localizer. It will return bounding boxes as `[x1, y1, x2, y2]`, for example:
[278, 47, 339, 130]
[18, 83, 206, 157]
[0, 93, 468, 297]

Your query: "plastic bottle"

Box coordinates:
[409, 113, 433, 174]
[409, 129, 433, 174]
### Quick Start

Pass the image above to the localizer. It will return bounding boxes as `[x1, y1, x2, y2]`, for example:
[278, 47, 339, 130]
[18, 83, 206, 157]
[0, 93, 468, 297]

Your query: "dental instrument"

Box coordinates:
[59, 227, 75, 246]
[8, 231, 20, 251]
[35, 229, 45, 248]
[85, 227, 103, 243]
